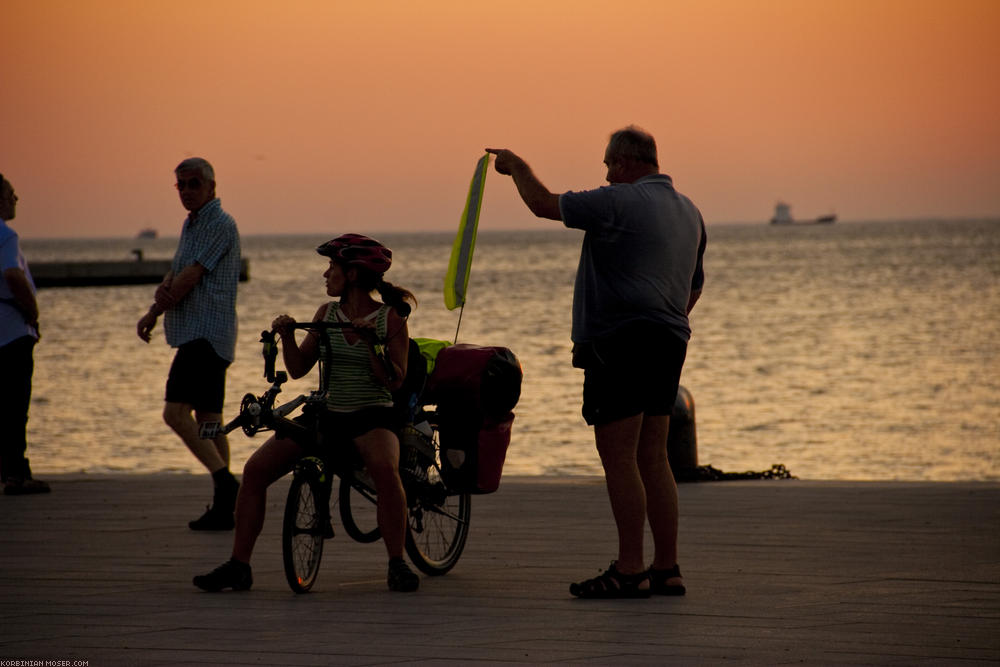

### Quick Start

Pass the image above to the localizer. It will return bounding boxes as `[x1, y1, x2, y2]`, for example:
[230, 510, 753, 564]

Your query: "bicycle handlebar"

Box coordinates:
[261, 322, 360, 382]
[287, 321, 357, 332]
[261, 320, 395, 384]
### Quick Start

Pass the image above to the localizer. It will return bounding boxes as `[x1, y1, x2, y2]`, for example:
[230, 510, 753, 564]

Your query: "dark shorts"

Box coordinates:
[576, 323, 687, 427]
[165, 339, 230, 413]
[293, 406, 402, 454]
[318, 407, 402, 443]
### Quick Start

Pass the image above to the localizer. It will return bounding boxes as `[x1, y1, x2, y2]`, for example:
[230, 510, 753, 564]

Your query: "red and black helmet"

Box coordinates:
[316, 233, 392, 274]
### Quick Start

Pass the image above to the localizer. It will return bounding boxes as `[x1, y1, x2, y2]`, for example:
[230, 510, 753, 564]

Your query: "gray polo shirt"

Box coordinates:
[559, 174, 705, 344]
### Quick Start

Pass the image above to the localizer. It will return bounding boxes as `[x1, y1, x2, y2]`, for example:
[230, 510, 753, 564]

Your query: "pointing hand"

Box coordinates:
[485, 148, 524, 176]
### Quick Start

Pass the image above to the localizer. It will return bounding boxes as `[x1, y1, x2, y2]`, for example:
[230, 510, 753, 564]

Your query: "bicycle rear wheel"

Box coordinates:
[282, 466, 327, 593]
[405, 489, 471, 576]
[339, 473, 381, 543]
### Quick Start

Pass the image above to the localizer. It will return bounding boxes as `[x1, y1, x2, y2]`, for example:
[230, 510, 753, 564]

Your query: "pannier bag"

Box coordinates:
[439, 412, 514, 494]
[425, 344, 522, 493]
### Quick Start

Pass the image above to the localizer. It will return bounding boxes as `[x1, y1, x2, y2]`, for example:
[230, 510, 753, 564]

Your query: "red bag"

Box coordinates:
[426, 344, 522, 418]
[426, 344, 522, 494]
[439, 412, 514, 494]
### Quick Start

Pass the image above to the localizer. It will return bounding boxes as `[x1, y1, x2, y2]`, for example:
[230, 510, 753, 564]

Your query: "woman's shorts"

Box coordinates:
[577, 323, 687, 427]
[165, 339, 230, 413]
[317, 406, 402, 444]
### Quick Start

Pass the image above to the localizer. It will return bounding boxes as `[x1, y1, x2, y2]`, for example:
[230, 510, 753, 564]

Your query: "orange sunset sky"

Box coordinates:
[4, 0, 999, 238]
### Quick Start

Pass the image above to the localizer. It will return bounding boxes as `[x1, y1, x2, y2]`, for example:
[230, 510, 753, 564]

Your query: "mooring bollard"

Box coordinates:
[667, 385, 697, 480]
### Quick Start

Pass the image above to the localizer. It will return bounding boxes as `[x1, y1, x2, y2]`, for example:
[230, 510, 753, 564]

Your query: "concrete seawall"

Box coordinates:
[31, 258, 250, 288]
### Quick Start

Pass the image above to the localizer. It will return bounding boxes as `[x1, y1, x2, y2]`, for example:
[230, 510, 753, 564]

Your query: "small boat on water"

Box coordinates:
[770, 202, 836, 225]
[137, 228, 157, 239]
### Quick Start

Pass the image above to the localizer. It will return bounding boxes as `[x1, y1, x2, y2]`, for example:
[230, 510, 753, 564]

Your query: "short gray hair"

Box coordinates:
[175, 157, 215, 181]
[607, 126, 658, 168]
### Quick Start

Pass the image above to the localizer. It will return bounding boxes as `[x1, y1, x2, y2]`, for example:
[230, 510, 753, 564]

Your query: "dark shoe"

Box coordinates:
[649, 564, 686, 596]
[387, 558, 419, 592]
[193, 558, 253, 592]
[188, 505, 235, 531]
[4, 477, 51, 496]
[570, 561, 651, 599]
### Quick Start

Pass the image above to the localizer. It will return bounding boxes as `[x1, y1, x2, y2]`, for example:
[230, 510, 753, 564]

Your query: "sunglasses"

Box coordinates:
[175, 177, 204, 191]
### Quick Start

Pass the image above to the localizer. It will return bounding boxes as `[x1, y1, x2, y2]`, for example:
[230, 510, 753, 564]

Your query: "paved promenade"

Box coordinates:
[1, 475, 998, 666]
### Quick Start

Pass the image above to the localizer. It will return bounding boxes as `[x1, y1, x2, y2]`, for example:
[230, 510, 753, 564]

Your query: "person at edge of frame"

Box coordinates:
[192, 233, 423, 593]
[0, 172, 50, 496]
[136, 158, 242, 531]
[486, 126, 706, 598]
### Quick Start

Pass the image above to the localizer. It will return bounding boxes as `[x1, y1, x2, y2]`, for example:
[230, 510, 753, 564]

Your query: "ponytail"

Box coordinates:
[377, 278, 417, 318]
[344, 263, 417, 318]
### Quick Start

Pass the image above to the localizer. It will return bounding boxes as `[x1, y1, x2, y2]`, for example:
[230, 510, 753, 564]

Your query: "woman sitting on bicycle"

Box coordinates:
[194, 233, 420, 592]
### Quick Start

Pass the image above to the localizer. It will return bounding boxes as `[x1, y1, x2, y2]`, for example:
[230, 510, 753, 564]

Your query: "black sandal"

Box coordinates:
[648, 564, 686, 596]
[570, 562, 651, 599]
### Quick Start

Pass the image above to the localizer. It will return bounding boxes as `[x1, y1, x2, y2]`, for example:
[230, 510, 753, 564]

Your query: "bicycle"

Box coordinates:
[223, 321, 471, 593]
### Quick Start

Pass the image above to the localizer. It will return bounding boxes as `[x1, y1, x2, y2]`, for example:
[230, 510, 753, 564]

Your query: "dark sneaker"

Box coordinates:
[188, 505, 235, 531]
[387, 558, 419, 592]
[193, 558, 253, 592]
[4, 477, 51, 496]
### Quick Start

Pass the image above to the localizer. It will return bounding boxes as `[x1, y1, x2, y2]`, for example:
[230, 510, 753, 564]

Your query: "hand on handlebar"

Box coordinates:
[276, 319, 383, 341]
[271, 314, 297, 337]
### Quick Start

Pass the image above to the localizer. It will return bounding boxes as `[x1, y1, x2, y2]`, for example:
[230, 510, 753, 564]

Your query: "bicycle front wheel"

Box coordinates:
[405, 491, 471, 575]
[282, 472, 327, 593]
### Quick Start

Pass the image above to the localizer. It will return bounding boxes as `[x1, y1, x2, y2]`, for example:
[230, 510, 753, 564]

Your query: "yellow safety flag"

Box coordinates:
[444, 154, 489, 311]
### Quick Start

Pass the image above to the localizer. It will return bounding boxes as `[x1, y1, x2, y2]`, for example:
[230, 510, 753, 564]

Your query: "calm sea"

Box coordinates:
[21, 219, 1000, 481]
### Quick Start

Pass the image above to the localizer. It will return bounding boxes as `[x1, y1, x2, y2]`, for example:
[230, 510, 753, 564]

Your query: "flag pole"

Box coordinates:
[453, 304, 465, 344]
[444, 154, 489, 343]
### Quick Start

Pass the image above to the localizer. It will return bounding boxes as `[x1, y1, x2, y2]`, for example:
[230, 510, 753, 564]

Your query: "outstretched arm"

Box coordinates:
[485, 148, 562, 221]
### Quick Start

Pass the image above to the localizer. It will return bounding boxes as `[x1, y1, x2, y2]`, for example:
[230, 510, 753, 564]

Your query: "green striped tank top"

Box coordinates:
[323, 302, 393, 412]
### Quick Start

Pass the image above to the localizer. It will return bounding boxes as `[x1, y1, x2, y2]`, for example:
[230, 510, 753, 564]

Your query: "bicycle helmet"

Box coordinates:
[316, 233, 392, 273]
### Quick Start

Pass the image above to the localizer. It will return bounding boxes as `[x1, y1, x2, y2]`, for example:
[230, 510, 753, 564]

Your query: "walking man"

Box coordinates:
[137, 158, 241, 530]
[486, 127, 706, 597]
[0, 173, 49, 495]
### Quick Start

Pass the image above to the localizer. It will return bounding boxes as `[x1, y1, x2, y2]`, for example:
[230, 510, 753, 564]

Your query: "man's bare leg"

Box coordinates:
[163, 401, 227, 472]
[164, 401, 239, 528]
[594, 413, 646, 574]
[637, 413, 684, 588]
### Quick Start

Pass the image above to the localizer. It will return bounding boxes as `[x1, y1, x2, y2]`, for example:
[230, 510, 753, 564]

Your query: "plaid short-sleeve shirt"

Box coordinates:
[163, 198, 240, 362]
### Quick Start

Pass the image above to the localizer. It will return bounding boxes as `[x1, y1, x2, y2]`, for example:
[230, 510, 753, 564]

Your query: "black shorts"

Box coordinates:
[292, 406, 402, 454]
[577, 323, 687, 427]
[165, 339, 230, 413]
[318, 407, 402, 443]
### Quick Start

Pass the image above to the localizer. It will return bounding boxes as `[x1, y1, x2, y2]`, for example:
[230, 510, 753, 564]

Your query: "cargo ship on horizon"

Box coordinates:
[770, 202, 836, 225]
